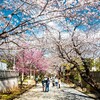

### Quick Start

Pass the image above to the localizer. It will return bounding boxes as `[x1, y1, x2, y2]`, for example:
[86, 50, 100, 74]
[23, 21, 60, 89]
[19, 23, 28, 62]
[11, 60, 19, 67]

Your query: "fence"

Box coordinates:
[0, 70, 19, 79]
[0, 70, 19, 92]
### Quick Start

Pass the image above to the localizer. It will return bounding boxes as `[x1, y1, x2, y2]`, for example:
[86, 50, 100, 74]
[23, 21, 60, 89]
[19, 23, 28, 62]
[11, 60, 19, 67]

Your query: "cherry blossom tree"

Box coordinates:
[0, 0, 99, 45]
[42, 24, 100, 92]
[0, 0, 99, 92]
[37, 0, 99, 91]
[16, 45, 50, 85]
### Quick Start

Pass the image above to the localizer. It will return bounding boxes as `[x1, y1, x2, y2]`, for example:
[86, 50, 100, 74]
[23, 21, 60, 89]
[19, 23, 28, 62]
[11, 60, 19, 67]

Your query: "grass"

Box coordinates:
[0, 84, 35, 100]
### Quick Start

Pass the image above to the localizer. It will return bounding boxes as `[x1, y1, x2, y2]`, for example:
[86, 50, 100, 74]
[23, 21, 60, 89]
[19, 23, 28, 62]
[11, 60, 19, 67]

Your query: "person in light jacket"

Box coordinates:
[58, 78, 61, 88]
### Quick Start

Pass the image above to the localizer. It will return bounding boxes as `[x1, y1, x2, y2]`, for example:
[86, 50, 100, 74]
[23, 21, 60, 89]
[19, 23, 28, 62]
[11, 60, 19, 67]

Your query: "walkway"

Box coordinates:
[14, 83, 94, 100]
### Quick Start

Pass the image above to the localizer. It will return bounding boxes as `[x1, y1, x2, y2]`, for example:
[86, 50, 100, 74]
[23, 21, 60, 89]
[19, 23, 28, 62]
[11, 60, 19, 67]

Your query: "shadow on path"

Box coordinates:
[61, 89, 95, 99]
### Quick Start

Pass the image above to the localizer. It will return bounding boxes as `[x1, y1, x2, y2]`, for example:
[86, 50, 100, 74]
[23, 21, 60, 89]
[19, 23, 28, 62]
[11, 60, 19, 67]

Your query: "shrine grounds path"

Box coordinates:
[14, 82, 95, 100]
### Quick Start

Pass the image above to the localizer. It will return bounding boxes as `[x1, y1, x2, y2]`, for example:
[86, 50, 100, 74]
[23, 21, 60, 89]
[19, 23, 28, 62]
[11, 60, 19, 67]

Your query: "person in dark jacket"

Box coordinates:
[45, 78, 50, 92]
[42, 80, 45, 92]
[42, 77, 47, 92]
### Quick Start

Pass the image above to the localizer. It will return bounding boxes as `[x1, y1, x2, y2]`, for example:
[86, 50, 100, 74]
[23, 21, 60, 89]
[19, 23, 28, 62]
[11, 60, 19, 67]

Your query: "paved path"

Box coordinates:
[14, 83, 94, 100]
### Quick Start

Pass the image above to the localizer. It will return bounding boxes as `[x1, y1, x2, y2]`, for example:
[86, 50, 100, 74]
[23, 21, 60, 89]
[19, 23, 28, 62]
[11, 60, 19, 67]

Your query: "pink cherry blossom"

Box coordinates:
[16, 46, 50, 74]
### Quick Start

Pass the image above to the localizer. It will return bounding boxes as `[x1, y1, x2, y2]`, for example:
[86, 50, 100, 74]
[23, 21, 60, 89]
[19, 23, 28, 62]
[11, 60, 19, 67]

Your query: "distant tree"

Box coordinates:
[95, 58, 100, 71]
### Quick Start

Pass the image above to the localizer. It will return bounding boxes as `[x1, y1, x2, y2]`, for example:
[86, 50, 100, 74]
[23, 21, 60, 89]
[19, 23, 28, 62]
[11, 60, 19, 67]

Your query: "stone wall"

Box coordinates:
[0, 70, 19, 92]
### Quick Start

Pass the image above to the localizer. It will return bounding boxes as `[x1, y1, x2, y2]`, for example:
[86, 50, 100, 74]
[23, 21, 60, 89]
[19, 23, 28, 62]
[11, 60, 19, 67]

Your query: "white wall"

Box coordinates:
[0, 62, 7, 70]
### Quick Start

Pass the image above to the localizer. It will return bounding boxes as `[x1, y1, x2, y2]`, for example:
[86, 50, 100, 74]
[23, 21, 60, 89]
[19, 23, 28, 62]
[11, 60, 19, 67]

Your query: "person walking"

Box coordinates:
[35, 77, 38, 86]
[42, 79, 45, 92]
[52, 77, 55, 87]
[42, 77, 47, 92]
[45, 77, 50, 92]
[55, 77, 58, 86]
[58, 78, 61, 88]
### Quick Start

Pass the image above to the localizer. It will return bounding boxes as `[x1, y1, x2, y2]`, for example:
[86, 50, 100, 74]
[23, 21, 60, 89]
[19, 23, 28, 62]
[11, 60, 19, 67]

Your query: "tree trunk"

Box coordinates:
[20, 72, 24, 87]
[30, 66, 32, 79]
[75, 64, 100, 94]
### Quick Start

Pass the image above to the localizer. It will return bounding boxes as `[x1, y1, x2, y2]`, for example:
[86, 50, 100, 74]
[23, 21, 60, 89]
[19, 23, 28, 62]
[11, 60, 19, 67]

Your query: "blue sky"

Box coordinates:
[0, 0, 100, 35]
[0, 0, 3, 3]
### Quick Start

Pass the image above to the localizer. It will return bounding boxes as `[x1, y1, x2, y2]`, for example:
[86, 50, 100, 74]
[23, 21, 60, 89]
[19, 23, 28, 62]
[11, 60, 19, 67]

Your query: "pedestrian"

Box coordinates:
[42, 77, 47, 92]
[42, 79, 45, 92]
[52, 77, 55, 87]
[58, 78, 61, 88]
[45, 77, 50, 92]
[55, 77, 58, 86]
[35, 77, 38, 86]
[44, 77, 47, 92]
